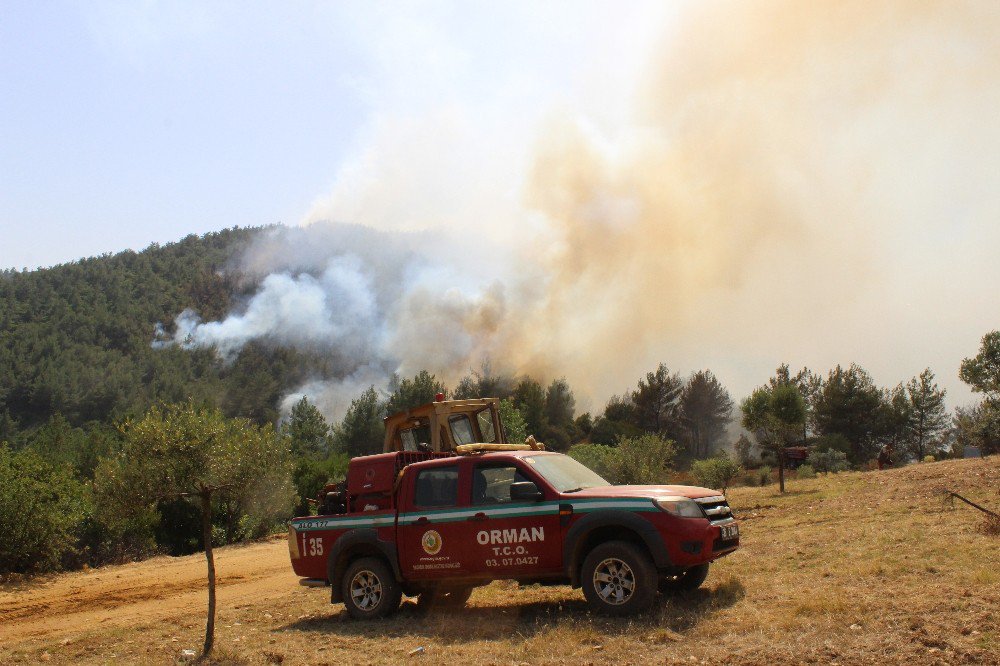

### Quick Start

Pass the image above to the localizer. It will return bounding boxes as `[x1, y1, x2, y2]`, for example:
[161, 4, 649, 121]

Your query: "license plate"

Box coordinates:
[720, 524, 739, 540]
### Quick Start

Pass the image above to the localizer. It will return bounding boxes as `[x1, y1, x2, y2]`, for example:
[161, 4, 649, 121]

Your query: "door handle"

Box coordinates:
[467, 512, 488, 522]
[414, 516, 429, 525]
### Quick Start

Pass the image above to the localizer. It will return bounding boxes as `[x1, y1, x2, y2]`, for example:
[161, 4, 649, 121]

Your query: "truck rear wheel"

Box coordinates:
[581, 541, 657, 616]
[659, 563, 710, 595]
[341, 557, 401, 619]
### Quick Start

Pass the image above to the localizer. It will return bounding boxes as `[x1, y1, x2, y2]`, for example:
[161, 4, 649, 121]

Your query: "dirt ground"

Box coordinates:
[2, 457, 998, 665]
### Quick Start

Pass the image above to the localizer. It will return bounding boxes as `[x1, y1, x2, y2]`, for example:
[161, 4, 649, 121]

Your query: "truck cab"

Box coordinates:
[289, 447, 739, 618]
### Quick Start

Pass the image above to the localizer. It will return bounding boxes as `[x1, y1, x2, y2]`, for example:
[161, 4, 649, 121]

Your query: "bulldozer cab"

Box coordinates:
[382, 396, 507, 453]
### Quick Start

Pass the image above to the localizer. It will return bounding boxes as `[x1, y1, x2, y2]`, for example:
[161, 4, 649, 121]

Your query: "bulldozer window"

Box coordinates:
[449, 415, 475, 445]
[476, 408, 497, 443]
[400, 423, 431, 451]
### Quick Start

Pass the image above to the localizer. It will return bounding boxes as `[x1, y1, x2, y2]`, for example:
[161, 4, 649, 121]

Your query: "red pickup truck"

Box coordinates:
[289, 447, 739, 617]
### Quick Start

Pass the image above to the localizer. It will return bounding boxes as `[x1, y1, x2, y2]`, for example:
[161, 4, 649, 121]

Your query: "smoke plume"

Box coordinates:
[156, 1, 1000, 420]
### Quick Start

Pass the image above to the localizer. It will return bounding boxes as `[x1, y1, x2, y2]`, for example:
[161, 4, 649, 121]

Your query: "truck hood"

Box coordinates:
[565, 485, 722, 500]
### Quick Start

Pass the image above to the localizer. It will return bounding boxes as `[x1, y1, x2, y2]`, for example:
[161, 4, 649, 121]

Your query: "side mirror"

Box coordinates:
[509, 481, 543, 502]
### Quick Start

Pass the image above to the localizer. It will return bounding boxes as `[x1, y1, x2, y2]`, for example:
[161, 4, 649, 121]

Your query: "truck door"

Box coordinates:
[465, 461, 562, 578]
[397, 462, 471, 579]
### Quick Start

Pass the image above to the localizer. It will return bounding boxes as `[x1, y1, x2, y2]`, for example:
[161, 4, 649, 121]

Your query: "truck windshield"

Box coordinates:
[522, 454, 609, 492]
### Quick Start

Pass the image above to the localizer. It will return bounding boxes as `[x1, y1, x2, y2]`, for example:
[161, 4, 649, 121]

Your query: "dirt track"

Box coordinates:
[0, 536, 296, 648]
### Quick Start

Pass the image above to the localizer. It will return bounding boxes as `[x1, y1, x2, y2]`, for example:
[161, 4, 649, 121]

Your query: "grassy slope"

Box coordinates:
[3, 457, 998, 665]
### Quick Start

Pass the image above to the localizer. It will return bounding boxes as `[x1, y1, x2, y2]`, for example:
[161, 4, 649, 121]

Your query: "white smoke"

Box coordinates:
[154, 223, 523, 419]
[158, 255, 381, 362]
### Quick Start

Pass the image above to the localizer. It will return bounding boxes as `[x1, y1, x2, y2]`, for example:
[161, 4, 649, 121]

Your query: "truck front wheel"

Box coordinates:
[658, 563, 710, 595]
[341, 557, 402, 619]
[581, 541, 657, 615]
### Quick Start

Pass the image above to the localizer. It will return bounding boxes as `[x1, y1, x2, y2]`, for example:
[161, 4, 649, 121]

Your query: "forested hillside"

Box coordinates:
[0, 226, 324, 437]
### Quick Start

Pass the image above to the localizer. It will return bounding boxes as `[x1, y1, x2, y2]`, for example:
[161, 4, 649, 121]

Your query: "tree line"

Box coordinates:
[6, 332, 1000, 576]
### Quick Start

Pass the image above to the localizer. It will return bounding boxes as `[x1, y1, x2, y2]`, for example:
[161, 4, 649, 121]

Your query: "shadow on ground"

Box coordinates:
[277, 578, 746, 643]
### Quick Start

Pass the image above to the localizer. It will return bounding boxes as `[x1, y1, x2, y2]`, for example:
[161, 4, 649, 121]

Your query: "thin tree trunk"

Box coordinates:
[200, 491, 216, 656]
[778, 451, 786, 493]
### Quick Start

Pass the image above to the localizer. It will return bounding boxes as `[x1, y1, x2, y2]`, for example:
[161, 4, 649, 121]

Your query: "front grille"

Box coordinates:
[712, 537, 739, 552]
[694, 495, 734, 524]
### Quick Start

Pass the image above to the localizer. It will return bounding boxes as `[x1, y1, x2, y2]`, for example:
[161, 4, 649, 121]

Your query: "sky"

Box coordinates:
[3, 1, 999, 415]
[0, 1, 663, 270]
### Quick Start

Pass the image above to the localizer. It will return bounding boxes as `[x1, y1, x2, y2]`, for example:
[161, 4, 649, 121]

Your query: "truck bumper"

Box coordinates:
[655, 520, 739, 570]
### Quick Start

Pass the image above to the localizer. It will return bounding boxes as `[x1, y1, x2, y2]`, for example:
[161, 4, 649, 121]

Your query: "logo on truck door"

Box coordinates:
[421, 530, 443, 555]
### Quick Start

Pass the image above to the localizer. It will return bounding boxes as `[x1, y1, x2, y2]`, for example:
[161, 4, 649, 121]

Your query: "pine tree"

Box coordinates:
[631, 363, 683, 439]
[283, 397, 332, 458]
[905, 369, 948, 460]
[742, 383, 805, 493]
[679, 370, 733, 458]
[333, 387, 385, 457]
[512, 378, 547, 438]
[385, 371, 447, 414]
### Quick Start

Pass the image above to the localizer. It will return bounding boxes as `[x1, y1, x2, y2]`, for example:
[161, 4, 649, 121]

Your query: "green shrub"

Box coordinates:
[607, 434, 679, 485]
[806, 448, 849, 474]
[758, 465, 772, 486]
[0, 445, 90, 574]
[570, 436, 679, 485]
[499, 399, 527, 445]
[922, 454, 936, 463]
[568, 443, 617, 479]
[690, 457, 743, 493]
[87, 456, 159, 564]
[796, 464, 817, 478]
[292, 452, 350, 516]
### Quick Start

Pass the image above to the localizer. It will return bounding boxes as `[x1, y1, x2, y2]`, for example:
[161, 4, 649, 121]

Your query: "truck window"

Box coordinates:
[449, 415, 475, 445]
[472, 465, 531, 505]
[413, 467, 459, 507]
[476, 408, 497, 443]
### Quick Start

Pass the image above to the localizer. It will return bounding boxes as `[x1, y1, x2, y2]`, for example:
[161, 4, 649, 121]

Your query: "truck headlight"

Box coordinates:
[654, 496, 705, 518]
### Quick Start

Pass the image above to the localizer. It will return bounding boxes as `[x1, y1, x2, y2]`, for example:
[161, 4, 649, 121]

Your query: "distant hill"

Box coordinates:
[0, 226, 319, 439]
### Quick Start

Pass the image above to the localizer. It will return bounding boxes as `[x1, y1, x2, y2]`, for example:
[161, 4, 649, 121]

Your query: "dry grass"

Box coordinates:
[3, 457, 998, 665]
[980, 515, 1000, 537]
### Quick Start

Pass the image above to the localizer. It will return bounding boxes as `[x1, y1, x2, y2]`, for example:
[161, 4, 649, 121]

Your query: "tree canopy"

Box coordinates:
[960, 331, 1000, 399]
[813, 365, 885, 464]
[100, 402, 293, 655]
